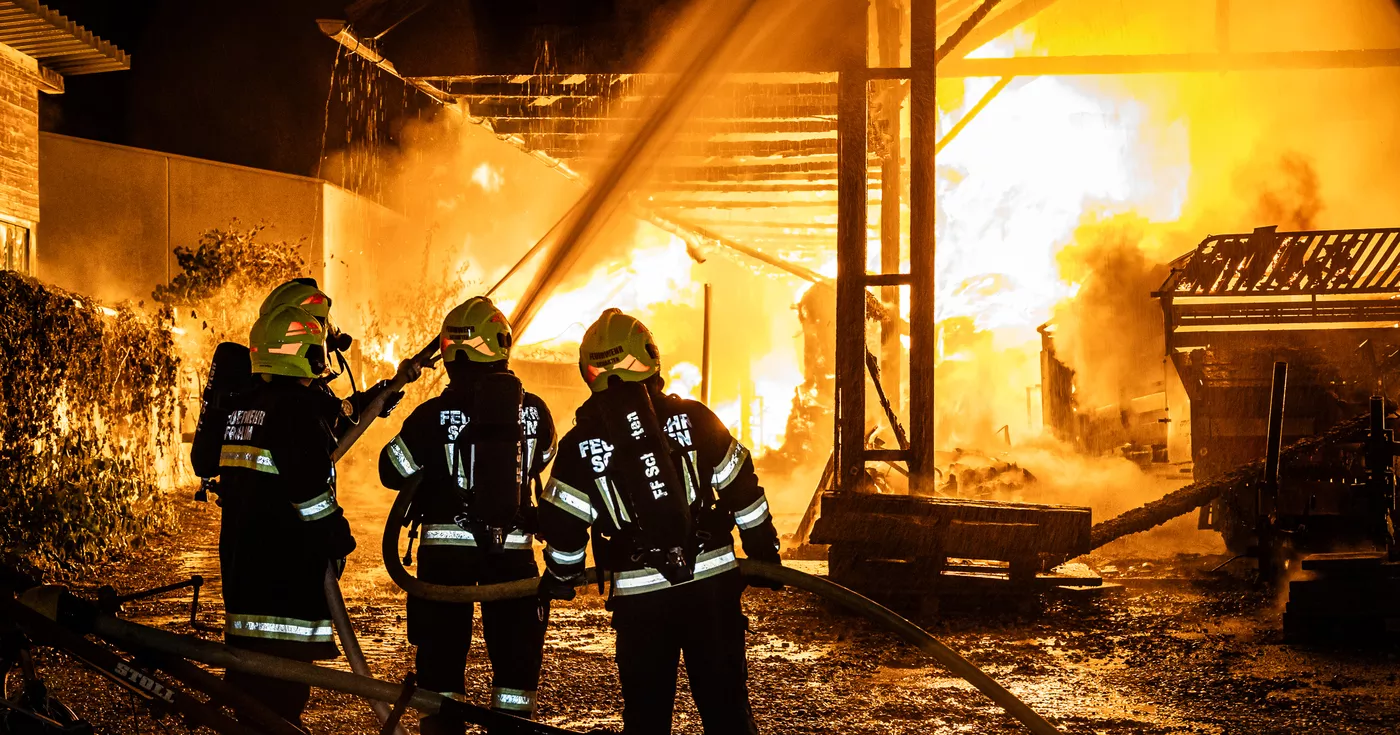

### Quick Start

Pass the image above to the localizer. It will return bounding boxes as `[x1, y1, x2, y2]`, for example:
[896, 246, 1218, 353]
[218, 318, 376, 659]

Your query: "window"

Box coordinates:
[1, 220, 30, 273]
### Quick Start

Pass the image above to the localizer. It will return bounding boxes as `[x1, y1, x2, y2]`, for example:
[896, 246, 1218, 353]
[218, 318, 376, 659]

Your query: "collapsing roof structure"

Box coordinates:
[1158, 226, 1400, 348]
[318, 0, 1061, 268]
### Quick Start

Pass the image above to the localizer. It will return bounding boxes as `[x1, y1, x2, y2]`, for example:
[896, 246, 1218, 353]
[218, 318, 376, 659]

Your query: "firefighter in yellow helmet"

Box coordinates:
[378, 296, 556, 732]
[216, 304, 356, 725]
[258, 278, 404, 434]
[190, 278, 402, 502]
[538, 308, 781, 734]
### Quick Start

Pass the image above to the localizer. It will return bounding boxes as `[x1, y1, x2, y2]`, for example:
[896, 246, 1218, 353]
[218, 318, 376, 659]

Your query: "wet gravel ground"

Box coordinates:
[22, 491, 1400, 735]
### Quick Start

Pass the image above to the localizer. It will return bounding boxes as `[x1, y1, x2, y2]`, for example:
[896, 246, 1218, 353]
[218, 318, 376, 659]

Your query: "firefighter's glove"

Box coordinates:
[537, 570, 579, 602]
[322, 516, 358, 560]
[741, 527, 782, 564]
[370, 380, 405, 418]
[743, 540, 785, 591]
[399, 358, 423, 384]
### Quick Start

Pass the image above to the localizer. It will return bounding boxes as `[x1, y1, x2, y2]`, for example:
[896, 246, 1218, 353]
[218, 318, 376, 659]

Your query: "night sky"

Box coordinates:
[42, 0, 410, 179]
[37, 1, 676, 181]
[42, 0, 1400, 183]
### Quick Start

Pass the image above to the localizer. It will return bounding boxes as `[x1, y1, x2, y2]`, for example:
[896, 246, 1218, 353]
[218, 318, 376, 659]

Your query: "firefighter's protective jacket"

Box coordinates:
[377, 379, 556, 549]
[217, 379, 355, 660]
[539, 390, 779, 597]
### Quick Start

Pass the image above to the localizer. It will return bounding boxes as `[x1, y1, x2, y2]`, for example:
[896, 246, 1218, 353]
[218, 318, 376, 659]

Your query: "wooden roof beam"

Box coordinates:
[939, 48, 1400, 77]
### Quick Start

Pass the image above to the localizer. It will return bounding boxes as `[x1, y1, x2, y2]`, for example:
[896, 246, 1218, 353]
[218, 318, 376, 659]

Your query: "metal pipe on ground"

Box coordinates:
[87, 613, 579, 735]
[135, 649, 306, 735]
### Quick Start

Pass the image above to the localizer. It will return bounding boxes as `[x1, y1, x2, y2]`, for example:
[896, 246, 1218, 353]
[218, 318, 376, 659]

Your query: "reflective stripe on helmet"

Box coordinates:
[611, 545, 738, 597]
[490, 687, 536, 714]
[545, 544, 587, 565]
[292, 491, 338, 521]
[543, 478, 596, 522]
[219, 445, 279, 474]
[225, 614, 334, 643]
[711, 440, 749, 490]
[733, 495, 772, 530]
[418, 524, 533, 550]
[386, 435, 420, 477]
[441, 297, 512, 364]
[578, 309, 660, 392]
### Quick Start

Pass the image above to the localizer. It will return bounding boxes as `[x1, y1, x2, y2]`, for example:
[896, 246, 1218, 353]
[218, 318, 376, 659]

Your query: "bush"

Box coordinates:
[0, 272, 181, 570]
[152, 221, 307, 366]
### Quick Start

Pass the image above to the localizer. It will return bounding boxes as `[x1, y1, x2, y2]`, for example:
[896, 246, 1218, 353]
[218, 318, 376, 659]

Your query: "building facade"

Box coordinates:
[0, 0, 128, 274]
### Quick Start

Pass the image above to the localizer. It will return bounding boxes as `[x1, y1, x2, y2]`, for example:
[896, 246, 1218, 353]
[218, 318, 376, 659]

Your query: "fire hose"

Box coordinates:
[325, 340, 441, 734]
[382, 480, 1062, 735]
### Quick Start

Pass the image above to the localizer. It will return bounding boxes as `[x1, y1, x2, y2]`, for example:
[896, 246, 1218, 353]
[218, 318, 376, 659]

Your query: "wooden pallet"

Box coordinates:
[1283, 551, 1400, 643]
[808, 492, 1095, 610]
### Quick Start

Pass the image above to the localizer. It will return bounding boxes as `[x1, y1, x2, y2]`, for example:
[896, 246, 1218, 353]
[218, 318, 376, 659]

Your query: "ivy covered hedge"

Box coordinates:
[0, 271, 181, 570]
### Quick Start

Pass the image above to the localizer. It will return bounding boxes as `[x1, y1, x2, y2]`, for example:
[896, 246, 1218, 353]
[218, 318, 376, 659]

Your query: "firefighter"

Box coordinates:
[537, 308, 782, 735]
[378, 296, 556, 732]
[257, 278, 403, 432]
[217, 303, 356, 725]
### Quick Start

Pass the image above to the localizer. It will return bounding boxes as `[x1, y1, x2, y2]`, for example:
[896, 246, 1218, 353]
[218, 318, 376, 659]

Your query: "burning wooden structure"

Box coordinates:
[1157, 225, 1400, 552]
[317, 0, 989, 493]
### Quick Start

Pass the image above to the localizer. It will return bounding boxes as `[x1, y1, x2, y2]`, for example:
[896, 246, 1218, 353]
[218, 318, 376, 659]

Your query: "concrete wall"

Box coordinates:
[37, 133, 339, 304]
[320, 183, 407, 341]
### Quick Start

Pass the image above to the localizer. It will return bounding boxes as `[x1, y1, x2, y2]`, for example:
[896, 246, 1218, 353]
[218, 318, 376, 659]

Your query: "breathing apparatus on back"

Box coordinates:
[190, 342, 252, 500]
[579, 309, 694, 585]
[441, 297, 524, 554]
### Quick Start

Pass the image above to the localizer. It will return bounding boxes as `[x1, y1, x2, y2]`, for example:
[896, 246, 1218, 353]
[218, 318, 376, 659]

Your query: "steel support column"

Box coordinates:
[834, 36, 869, 493]
[908, 0, 937, 493]
[876, 0, 906, 415]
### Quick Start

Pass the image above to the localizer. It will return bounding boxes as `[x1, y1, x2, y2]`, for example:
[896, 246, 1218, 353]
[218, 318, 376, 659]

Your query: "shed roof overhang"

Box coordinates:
[0, 0, 129, 91]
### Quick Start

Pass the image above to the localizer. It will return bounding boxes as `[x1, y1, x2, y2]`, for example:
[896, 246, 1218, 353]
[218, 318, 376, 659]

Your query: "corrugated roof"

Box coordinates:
[1161, 227, 1400, 296]
[0, 0, 128, 75]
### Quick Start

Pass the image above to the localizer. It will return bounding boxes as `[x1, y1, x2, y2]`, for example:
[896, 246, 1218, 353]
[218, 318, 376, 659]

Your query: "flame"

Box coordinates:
[928, 36, 1189, 447]
[363, 333, 400, 369]
[471, 162, 505, 193]
[493, 218, 804, 457]
[502, 227, 699, 351]
[667, 361, 703, 400]
[937, 74, 1185, 332]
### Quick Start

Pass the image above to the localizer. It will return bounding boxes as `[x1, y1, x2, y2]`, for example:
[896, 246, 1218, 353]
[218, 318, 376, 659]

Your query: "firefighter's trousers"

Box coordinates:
[610, 570, 758, 735]
[409, 545, 548, 734]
